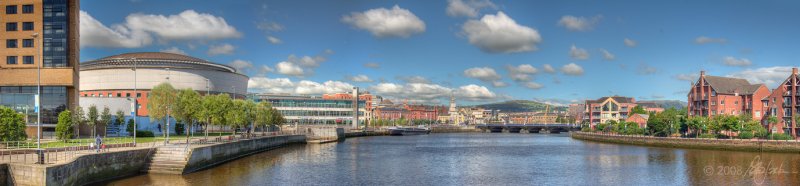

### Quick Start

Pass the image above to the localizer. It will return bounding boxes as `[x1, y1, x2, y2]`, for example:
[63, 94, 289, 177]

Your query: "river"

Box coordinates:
[102, 133, 800, 185]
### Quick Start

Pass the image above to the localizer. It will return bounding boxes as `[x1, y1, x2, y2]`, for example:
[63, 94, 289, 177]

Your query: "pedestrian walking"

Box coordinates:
[95, 135, 103, 153]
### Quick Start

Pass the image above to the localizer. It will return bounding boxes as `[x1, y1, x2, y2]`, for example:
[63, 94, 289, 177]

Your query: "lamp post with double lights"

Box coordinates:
[131, 58, 137, 146]
[32, 33, 41, 150]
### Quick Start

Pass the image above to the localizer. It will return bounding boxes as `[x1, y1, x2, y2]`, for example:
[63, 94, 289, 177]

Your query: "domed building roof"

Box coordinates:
[81, 52, 239, 73]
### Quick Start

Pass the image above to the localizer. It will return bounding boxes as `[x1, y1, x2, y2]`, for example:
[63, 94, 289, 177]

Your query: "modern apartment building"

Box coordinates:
[687, 71, 770, 120]
[584, 96, 637, 127]
[0, 0, 79, 138]
[761, 67, 799, 137]
[249, 93, 367, 126]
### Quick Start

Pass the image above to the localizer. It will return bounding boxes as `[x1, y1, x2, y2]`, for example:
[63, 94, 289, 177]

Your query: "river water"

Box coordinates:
[103, 133, 800, 186]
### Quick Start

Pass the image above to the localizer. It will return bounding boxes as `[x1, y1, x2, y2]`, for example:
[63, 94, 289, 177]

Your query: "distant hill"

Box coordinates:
[639, 100, 687, 109]
[469, 100, 567, 112]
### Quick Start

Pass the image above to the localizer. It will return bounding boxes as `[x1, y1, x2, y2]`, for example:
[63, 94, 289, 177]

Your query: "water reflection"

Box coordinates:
[102, 133, 800, 186]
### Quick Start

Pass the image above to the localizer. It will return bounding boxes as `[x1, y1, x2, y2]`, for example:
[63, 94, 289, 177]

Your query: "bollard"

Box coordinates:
[36, 149, 45, 164]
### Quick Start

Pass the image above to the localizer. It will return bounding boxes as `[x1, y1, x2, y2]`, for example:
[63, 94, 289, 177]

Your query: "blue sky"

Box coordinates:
[80, 0, 800, 105]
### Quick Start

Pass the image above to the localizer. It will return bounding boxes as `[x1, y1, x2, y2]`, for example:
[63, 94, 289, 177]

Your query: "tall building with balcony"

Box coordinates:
[761, 67, 799, 137]
[687, 71, 770, 121]
[0, 0, 79, 138]
[584, 96, 637, 127]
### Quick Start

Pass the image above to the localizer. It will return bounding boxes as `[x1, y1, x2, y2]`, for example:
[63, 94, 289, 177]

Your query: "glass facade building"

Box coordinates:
[0, 86, 67, 125]
[250, 94, 366, 125]
[42, 0, 70, 67]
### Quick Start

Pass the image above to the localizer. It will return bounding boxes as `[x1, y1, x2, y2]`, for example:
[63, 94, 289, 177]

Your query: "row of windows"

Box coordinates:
[261, 99, 366, 109]
[5, 5, 34, 14]
[6, 56, 34, 65]
[6, 22, 34, 31]
[81, 92, 143, 98]
[0, 86, 67, 124]
[6, 39, 34, 48]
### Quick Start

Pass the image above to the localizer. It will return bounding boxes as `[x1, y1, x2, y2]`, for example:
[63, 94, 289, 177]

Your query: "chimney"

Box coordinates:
[700, 70, 705, 76]
[793, 67, 798, 75]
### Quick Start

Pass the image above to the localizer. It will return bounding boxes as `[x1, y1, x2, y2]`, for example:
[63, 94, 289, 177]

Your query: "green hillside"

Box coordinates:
[470, 100, 567, 112]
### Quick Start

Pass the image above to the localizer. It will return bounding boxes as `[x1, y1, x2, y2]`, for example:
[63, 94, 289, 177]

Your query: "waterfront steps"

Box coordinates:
[143, 145, 189, 174]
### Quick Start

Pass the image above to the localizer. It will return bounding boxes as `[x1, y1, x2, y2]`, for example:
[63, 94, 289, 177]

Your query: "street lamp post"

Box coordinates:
[131, 58, 137, 146]
[33, 33, 41, 150]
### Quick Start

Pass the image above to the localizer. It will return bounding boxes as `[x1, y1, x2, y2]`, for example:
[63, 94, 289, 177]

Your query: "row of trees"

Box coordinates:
[585, 107, 797, 139]
[148, 83, 285, 140]
[55, 105, 128, 142]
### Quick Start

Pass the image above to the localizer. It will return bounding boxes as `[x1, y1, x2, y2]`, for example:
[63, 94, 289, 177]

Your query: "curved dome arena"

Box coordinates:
[80, 52, 248, 98]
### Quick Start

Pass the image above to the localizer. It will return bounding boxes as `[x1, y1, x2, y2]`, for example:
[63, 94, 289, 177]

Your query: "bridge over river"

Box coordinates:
[475, 124, 581, 133]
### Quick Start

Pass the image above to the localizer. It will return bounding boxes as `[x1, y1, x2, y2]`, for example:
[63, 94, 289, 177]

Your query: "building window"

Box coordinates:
[5, 5, 16, 14]
[117, 93, 121, 97]
[22, 39, 32, 48]
[126, 93, 131, 97]
[720, 101, 725, 105]
[22, 5, 33, 13]
[6, 22, 17, 31]
[136, 93, 141, 98]
[734, 101, 738, 105]
[22, 22, 33, 31]
[22, 56, 33, 64]
[6, 39, 17, 48]
[6, 56, 17, 64]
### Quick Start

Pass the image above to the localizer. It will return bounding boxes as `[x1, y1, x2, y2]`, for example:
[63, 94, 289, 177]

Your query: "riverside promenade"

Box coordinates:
[571, 131, 800, 153]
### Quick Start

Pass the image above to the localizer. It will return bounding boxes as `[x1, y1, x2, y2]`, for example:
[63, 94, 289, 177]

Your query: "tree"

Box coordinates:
[226, 99, 248, 137]
[767, 115, 779, 132]
[72, 106, 85, 138]
[87, 105, 99, 137]
[126, 118, 135, 136]
[243, 100, 257, 135]
[100, 107, 112, 137]
[115, 110, 125, 135]
[149, 83, 178, 139]
[647, 108, 684, 137]
[174, 89, 202, 140]
[255, 102, 274, 130]
[269, 108, 285, 125]
[56, 110, 74, 142]
[0, 106, 27, 141]
[631, 106, 647, 115]
[202, 94, 232, 138]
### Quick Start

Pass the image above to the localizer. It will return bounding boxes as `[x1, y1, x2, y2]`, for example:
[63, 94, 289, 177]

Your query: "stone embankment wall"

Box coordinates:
[182, 135, 306, 174]
[431, 127, 481, 133]
[3, 148, 152, 186]
[571, 132, 800, 153]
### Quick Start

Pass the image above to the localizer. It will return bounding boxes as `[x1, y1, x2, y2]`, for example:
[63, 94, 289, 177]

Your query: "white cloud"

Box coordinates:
[569, 44, 589, 60]
[347, 74, 374, 82]
[248, 77, 354, 95]
[125, 10, 241, 40]
[506, 64, 538, 82]
[460, 66, 507, 87]
[722, 56, 752, 66]
[364, 62, 380, 69]
[726, 66, 794, 88]
[522, 82, 543, 90]
[462, 11, 542, 53]
[80, 10, 242, 48]
[695, 36, 727, 44]
[456, 84, 497, 101]
[80, 11, 151, 48]
[557, 15, 602, 31]
[258, 65, 274, 76]
[275, 61, 305, 76]
[542, 64, 556, 74]
[207, 44, 235, 56]
[228, 59, 253, 74]
[341, 5, 426, 38]
[531, 98, 577, 107]
[267, 36, 282, 44]
[446, 0, 496, 18]
[288, 54, 328, 68]
[624, 38, 637, 47]
[561, 63, 584, 76]
[600, 49, 615, 60]
[257, 22, 284, 32]
[160, 47, 186, 55]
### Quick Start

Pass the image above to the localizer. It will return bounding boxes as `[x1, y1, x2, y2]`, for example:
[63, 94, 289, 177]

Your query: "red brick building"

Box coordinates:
[687, 71, 770, 121]
[627, 113, 649, 128]
[323, 92, 373, 109]
[761, 67, 799, 137]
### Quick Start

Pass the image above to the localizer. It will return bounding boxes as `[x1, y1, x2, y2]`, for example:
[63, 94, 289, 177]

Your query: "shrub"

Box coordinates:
[698, 133, 716, 139]
[136, 130, 155, 137]
[126, 119, 135, 136]
[56, 110, 73, 141]
[738, 131, 754, 139]
[715, 134, 731, 139]
[768, 133, 793, 140]
[581, 127, 591, 132]
[0, 106, 27, 141]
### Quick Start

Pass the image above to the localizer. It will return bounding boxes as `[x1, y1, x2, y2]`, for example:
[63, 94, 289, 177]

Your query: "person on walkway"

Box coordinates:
[95, 135, 103, 153]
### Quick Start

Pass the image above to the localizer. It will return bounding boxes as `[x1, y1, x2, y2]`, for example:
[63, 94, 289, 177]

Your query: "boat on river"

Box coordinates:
[388, 126, 431, 136]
